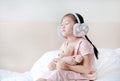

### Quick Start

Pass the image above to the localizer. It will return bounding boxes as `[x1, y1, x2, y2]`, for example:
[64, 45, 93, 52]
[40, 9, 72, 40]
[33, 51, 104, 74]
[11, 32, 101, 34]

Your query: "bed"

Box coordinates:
[0, 48, 120, 81]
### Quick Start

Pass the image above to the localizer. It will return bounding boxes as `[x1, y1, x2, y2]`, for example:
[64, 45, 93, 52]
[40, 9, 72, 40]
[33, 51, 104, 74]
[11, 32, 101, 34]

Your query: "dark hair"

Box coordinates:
[85, 35, 99, 59]
[65, 13, 99, 59]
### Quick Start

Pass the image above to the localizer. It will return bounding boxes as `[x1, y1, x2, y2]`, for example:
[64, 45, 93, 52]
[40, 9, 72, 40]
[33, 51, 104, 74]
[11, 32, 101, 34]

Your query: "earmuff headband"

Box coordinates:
[72, 13, 81, 24]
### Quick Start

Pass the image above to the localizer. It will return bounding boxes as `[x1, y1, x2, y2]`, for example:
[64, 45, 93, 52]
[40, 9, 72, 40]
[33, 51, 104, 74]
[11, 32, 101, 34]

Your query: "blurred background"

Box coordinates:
[0, 0, 120, 72]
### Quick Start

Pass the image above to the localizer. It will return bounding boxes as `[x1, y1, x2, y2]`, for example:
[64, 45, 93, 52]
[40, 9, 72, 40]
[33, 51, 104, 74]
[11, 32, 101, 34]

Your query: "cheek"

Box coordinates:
[66, 26, 73, 33]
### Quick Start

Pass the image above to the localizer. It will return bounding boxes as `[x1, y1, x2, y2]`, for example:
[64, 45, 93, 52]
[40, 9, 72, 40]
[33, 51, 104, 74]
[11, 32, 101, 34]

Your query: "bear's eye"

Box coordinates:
[58, 54, 60, 56]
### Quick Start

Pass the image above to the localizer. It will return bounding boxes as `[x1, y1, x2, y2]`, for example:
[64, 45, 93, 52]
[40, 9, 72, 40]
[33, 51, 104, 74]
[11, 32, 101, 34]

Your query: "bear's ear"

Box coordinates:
[75, 55, 83, 63]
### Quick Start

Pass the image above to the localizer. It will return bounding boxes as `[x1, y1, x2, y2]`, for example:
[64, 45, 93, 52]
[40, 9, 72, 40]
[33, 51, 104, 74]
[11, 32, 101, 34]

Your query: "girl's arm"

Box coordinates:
[67, 54, 93, 74]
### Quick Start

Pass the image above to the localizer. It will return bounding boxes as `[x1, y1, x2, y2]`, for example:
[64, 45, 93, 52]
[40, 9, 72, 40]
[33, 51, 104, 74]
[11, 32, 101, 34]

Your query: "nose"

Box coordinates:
[60, 25, 65, 32]
[61, 25, 65, 29]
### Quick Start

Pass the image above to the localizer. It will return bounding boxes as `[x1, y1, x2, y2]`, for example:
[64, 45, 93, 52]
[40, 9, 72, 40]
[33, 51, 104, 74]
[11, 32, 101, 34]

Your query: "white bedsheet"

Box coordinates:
[0, 48, 120, 81]
[0, 69, 33, 81]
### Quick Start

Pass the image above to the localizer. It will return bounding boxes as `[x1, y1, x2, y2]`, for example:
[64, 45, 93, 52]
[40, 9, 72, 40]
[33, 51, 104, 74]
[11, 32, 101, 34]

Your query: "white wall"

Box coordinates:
[0, 0, 120, 72]
[0, 0, 63, 22]
[0, 0, 120, 22]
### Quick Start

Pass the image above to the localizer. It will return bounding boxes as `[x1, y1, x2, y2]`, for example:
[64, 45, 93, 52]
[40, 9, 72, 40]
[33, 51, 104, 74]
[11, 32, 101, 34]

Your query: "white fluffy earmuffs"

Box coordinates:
[57, 13, 89, 38]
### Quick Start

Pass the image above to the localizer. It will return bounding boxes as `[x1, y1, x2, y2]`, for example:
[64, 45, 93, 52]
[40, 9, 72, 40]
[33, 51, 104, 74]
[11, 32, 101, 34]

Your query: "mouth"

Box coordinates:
[60, 28, 65, 32]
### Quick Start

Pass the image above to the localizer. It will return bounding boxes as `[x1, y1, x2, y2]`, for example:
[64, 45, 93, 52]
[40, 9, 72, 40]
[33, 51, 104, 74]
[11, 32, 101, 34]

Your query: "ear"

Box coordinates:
[73, 23, 89, 37]
[75, 55, 83, 63]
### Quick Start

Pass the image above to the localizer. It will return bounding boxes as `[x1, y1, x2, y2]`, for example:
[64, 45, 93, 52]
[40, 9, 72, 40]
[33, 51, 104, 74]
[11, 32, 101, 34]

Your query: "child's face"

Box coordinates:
[60, 16, 75, 37]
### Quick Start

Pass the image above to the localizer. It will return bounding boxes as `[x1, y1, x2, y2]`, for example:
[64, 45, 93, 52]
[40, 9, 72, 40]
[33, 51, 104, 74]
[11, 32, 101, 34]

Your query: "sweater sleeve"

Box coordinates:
[79, 39, 94, 56]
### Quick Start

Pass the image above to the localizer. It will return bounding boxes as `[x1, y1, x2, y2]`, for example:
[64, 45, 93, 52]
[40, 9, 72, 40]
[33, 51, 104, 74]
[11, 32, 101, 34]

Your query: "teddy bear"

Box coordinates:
[48, 45, 83, 70]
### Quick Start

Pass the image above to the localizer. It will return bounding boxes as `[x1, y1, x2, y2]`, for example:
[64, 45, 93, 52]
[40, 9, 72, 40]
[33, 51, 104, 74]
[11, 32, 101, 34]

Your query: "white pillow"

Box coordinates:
[30, 50, 59, 80]
[95, 48, 120, 81]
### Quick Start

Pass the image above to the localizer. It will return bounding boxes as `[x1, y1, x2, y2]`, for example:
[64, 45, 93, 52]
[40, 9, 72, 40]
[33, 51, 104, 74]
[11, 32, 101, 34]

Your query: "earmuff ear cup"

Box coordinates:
[57, 26, 67, 39]
[73, 23, 89, 37]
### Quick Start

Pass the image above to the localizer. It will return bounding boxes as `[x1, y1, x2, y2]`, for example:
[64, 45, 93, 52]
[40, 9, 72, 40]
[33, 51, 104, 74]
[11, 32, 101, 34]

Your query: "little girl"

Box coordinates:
[36, 13, 98, 81]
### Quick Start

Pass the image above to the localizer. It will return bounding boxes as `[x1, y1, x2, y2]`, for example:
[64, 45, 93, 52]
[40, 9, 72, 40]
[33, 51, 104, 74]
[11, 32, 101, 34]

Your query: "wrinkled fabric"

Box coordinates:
[38, 69, 96, 81]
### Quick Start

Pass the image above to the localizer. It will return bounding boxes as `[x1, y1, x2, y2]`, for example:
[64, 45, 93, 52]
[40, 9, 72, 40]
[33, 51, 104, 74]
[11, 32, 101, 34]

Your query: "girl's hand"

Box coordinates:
[64, 64, 71, 71]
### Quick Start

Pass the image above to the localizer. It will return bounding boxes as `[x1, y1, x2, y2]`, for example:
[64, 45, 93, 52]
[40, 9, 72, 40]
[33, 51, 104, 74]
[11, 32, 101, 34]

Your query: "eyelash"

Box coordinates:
[61, 22, 69, 26]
